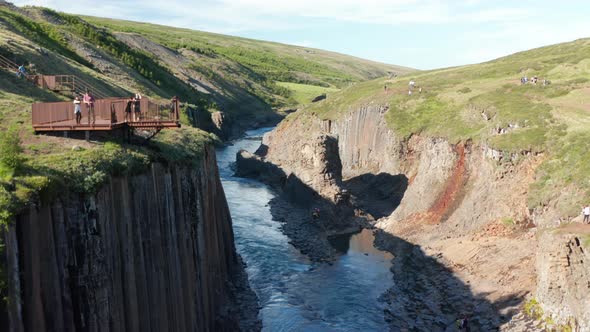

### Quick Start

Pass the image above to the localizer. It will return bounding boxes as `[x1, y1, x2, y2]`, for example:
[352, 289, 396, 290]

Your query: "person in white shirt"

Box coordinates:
[73, 96, 82, 124]
[582, 205, 590, 224]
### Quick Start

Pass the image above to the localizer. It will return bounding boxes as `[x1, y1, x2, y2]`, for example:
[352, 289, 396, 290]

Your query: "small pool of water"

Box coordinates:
[217, 128, 394, 331]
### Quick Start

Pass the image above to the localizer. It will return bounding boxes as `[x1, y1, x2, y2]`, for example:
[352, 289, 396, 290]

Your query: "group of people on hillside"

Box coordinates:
[408, 79, 422, 95]
[73, 92, 143, 125]
[520, 75, 550, 86]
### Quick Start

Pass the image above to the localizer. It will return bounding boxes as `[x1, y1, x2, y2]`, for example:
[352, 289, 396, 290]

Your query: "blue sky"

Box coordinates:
[11, 0, 590, 69]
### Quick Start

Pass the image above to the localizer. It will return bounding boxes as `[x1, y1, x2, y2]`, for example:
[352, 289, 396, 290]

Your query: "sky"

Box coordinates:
[9, 0, 590, 70]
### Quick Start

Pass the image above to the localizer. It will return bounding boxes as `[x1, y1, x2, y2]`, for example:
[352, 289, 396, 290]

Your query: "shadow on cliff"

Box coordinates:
[374, 229, 526, 331]
[343, 173, 408, 219]
[275, 174, 525, 329]
[235, 153, 525, 328]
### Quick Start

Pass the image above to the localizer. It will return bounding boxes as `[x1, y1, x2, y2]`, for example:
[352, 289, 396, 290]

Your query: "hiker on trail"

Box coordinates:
[133, 93, 142, 121]
[18, 64, 26, 76]
[409, 80, 415, 89]
[73, 96, 82, 124]
[124, 96, 133, 122]
[582, 205, 590, 224]
[83, 91, 95, 125]
[419, 87, 423, 93]
[532, 76, 538, 84]
[408, 89, 412, 96]
[171, 96, 179, 118]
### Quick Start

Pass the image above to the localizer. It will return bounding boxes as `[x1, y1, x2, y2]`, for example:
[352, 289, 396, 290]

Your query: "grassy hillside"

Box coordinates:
[0, 3, 411, 311]
[82, 16, 410, 88]
[276, 82, 340, 106]
[304, 38, 590, 217]
[0, 2, 410, 225]
[0, 4, 411, 128]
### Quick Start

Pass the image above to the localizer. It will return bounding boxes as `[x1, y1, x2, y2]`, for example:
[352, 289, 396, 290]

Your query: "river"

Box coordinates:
[217, 127, 394, 332]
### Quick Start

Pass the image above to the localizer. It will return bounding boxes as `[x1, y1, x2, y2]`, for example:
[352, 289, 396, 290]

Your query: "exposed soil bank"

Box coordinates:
[4, 146, 260, 332]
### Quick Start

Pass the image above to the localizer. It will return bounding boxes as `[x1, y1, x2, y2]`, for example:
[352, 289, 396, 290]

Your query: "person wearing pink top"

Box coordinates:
[83, 91, 95, 125]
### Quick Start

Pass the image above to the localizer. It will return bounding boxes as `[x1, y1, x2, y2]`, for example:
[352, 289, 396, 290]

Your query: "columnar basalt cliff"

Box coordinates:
[536, 228, 590, 330]
[4, 146, 259, 332]
[246, 105, 590, 329]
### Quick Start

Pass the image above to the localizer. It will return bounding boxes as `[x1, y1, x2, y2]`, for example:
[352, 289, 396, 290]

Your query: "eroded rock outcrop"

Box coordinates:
[4, 146, 259, 332]
[536, 228, 590, 330]
[254, 105, 548, 329]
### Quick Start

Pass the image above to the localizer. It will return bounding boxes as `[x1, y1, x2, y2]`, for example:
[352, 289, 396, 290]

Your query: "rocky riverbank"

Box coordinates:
[234, 106, 568, 330]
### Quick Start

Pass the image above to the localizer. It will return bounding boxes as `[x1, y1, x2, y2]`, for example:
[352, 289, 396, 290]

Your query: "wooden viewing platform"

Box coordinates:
[32, 97, 181, 132]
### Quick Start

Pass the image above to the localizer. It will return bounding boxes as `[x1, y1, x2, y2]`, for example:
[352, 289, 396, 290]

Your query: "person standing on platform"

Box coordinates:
[133, 93, 142, 122]
[83, 91, 95, 125]
[73, 96, 82, 124]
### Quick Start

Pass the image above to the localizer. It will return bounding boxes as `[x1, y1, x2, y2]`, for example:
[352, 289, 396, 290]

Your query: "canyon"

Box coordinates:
[3, 146, 259, 332]
[238, 105, 590, 330]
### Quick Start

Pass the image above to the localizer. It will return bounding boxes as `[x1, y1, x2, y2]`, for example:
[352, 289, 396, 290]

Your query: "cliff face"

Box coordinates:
[263, 107, 537, 232]
[536, 228, 590, 330]
[4, 146, 254, 332]
[256, 107, 562, 329]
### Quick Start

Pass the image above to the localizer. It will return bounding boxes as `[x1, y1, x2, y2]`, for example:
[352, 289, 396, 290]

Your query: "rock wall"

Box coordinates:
[536, 229, 590, 330]
[263, 107, 537, 232]
[258, 106, 559, 328]
[4, 146, 254, 332]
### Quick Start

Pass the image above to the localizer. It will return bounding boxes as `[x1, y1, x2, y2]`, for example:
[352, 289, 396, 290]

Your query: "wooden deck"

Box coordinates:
[32, 97, 181, 132]
[33, 119, 124, 131]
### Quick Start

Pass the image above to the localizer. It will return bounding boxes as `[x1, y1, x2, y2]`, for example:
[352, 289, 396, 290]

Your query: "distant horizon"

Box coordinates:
[10, 1, 590, 70]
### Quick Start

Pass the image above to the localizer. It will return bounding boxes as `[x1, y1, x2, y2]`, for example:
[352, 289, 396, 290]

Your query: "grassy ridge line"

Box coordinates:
[40, 9, 206, 104]
[304, 38, 590, 216]
[81, 15, 412, 88]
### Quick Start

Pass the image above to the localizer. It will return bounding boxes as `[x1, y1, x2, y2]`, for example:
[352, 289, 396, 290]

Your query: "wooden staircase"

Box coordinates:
[0, 53, 111, 99]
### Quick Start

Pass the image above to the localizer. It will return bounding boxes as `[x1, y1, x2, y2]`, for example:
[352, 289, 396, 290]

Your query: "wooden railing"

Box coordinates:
[0, 53, 18, 72]
[26, 75, 110, 99]
[32, 97, 180, 131]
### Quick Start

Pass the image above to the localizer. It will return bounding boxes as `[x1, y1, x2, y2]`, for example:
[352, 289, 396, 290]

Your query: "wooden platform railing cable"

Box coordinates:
[0, 53, 18, 72]
[0, 53, 111, 99]
[74, 77, 110, 99]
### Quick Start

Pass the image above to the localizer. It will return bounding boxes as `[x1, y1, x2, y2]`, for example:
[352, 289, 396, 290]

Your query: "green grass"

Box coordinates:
[38, 9, 204, 104]
[80, 14, 412, 111]
[299, 38, 590, 218]
[81, 15, 412, 89]
[0, 4, 412, 310]
[0, 128, 215, 226]
[0, 8, 92, 67]
[276, 82, 340, 105]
